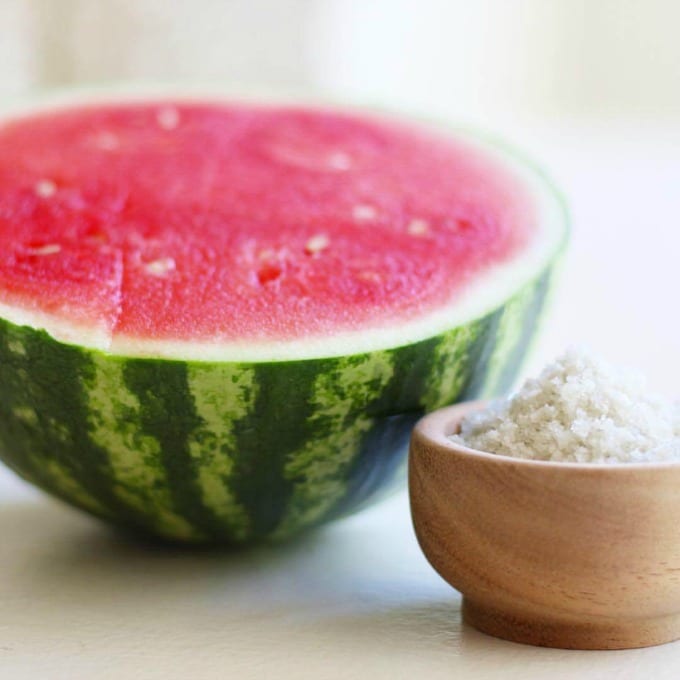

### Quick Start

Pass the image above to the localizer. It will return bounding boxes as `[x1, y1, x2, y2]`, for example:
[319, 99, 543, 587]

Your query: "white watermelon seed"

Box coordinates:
[353, 204, 377, 221]
[305, 234, 330, 255]
[145, 257, 176, 276]
[27, 243, 61, 256]
[407, 218, 430, 236]
[258, 248, 276, 261]
[157, 107, 180, 130]
[34, 179, 57, 198]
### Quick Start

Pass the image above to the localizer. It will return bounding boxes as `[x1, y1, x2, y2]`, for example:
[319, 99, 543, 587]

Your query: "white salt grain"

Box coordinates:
[453, 349, 680, 464]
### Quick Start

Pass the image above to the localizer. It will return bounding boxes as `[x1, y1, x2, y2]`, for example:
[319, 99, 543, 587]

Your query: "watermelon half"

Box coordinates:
[0, 95, 566, 543]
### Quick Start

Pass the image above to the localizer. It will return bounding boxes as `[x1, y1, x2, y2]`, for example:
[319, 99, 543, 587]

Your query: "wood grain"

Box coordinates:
[409, 401, 680, 649]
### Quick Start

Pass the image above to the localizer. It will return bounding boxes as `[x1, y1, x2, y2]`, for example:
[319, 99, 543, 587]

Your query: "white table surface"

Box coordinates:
[1, 120, 679, 679]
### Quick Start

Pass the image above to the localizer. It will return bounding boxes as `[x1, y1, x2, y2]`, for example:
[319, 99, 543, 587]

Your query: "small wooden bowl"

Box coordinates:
[409, 401, 680, 650]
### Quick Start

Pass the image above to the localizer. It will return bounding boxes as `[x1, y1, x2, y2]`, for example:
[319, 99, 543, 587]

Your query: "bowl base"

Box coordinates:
[463, 598, 680, 650]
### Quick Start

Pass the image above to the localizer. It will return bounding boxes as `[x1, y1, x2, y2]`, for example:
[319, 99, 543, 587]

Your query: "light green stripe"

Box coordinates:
[186, 364, 255, 541]
[41, 458, 107, 515]
[479, 282, 537, 398]
[421, 323, 482, 411]
[273, 352, 395, 538]
[85, 357, 195, 539]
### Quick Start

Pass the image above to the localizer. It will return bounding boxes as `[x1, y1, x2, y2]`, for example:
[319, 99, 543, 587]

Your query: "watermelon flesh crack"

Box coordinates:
[0, 101, 551, 360]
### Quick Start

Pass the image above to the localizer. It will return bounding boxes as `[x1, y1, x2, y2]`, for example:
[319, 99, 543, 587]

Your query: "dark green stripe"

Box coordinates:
[229, 360, 320, 538]
[122, 359, 226, 538]
[332, 410, 420, 519]
[373, 338, 440, 415]
[0, 326, 51, 488]
[459, 307, 506, 400]
[336, 313, 494, 518]
[0, 321, 133, 522]
[332, 339, 438, 517]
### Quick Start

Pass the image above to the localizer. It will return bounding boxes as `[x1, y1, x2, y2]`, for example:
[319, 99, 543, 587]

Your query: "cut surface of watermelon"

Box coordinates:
[0, 100, 563, 360]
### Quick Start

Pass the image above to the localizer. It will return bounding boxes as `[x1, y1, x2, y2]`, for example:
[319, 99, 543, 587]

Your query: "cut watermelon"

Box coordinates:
[0, 96, 566, 542]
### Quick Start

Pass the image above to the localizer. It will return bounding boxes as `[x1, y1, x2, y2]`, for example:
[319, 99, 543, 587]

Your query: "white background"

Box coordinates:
[0, 2, 678, 677]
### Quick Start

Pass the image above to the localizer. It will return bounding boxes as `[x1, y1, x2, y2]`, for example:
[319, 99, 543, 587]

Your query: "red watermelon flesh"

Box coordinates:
[0, 102, 537, 352]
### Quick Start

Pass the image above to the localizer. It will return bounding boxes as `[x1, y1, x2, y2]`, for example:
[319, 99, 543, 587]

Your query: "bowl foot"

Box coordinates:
[463, 598, 680, 650]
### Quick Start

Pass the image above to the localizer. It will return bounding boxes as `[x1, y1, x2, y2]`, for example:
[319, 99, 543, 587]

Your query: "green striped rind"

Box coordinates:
[0, 266, 553, 543]
[85, 357, 197, 540]
[271, 351, 395, 539]
[184, 363, 255, 541]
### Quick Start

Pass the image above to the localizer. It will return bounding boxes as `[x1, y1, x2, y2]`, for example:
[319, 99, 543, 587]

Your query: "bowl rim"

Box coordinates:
[414, 400, 680, 473]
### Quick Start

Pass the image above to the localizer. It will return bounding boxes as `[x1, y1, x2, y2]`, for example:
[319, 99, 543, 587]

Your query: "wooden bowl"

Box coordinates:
[409, 401, 680, 650]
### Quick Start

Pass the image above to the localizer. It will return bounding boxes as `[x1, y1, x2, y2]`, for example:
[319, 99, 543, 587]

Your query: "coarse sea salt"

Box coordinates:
[452, 349, 680, 464]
